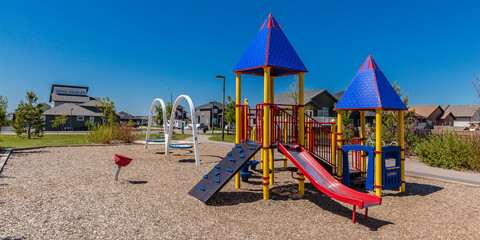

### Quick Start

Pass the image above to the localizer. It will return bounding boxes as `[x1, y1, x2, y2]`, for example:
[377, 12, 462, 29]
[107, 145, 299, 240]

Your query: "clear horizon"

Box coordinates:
[1, 1, 480, 115]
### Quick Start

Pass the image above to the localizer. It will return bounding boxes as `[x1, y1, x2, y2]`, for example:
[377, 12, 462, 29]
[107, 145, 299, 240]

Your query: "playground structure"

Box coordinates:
[145, 95, 200, 165]
[189, 14, 406, 222]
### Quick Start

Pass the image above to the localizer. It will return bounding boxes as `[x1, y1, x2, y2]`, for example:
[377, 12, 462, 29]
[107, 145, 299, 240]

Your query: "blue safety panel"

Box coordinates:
[334, 55, 407, 110]
[342, 145, 375, 186]
[188, 142, 261, 203]
[233, 14, 307, 76]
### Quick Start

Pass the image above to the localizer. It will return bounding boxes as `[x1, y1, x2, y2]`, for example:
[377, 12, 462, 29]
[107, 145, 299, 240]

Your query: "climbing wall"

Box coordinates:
[188, 142, 261, 203]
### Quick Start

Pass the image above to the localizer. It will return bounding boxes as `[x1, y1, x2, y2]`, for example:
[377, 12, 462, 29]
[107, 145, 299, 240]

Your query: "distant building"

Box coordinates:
[409, 105, 455, 127]
[43, 103, 102, 131]
[43, 84, 103, 131]
[275, 89, 338, 122]
[118, 111, 149, 125]
[195, 101, 223, 128]
[441, 105, 480, 128]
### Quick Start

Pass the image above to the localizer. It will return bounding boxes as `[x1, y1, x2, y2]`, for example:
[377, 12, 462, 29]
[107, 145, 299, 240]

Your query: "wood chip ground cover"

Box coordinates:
[0, 145, 479, 239]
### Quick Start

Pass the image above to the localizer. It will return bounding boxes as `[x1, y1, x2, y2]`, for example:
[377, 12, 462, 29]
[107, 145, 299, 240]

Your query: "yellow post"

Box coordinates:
[336, 110, 343, 180]
[331, 120, 336, 166]
[284, 116, 287, 169]
[262, 66, 271, 200]
[375, 109, 383, 197]
[360, 110, 366, 176]
[398, 110, 405, 192]
[251, 127, 256, 161]
[244, 98, 249, 141]
[235, 72, 242, 189]
[298, 72, 305, 195]
[269, 76, 275, 185]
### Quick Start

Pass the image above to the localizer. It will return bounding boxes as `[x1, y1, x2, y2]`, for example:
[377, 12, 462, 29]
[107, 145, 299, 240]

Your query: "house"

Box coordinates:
[43, 103, 102, 131]
[274, 89, 338, 122]
[43, 84, 104, 131]
[174, 105, 188, 120]
[334, 91, 376, 126]
[409, 105, 455, 127]
[195, 101, 223, 128]
[441, 105, 480, 127]
[118, 111, 149, 126]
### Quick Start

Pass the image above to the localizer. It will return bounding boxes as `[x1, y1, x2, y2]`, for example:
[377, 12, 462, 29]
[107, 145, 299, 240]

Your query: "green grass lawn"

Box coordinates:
[0, 134, 91, 149]
[208, 133, 235, 143]
[0, 133, 193, 149]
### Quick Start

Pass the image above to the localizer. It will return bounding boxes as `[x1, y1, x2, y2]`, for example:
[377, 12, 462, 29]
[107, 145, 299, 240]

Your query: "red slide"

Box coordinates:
[279, 143, 381, 222]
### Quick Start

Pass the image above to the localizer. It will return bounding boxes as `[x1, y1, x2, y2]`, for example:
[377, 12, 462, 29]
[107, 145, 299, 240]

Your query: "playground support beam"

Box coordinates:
[360, 110, 366, 176]
[331, 120, 336, 166]
[269, 76, 275, 185]
[398, 110, 405, 192]
[375, 109, 383, 197]
[262, 66, 271, 200]
[235, 72, 242, 189]
[336, 110, 343, 180]
[298, 72, 305, 195]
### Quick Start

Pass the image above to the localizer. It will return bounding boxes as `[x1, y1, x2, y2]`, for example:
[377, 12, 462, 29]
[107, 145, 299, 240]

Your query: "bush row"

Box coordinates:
[414, 131, 480, 171]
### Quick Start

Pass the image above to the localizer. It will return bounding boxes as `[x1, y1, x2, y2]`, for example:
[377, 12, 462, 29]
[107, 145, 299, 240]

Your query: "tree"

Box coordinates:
[224, 96, 236, 126]
[367, 82, 418, 154]
[51, 114, 68, 131]
[473, 75, 480, 103]
[12, 91, 45, 139]
[0, 95, 7, 130]
[95, 97, 118, 124]
[287, 76, 299, 105]
[154, 102, 173, 127]
[155, 104, 164, 126]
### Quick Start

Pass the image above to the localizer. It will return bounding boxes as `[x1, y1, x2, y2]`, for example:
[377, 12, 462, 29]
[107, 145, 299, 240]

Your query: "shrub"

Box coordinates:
[414, 131, 480, 171]
[87, 122, 138, 144]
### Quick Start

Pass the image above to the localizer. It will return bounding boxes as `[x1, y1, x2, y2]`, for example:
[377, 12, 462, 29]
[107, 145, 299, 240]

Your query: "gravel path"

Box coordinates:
[0, 144, 479, 239]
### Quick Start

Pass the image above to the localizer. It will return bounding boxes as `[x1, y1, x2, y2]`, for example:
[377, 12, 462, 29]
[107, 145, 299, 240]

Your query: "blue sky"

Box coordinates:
[1, 1, 480, 115]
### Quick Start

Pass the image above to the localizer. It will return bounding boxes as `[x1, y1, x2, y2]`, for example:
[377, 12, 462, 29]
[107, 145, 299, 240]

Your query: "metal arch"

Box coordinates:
[166, 95, 200, 165]
[145, 98, 168, 154]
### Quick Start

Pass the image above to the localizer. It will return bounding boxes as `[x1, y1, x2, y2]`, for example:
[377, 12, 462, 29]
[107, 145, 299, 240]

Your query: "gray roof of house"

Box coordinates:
[333, 91, 345, 100]
[118, 111, 135, 120]
[51, 93, 91, 103]
[274, 89, 336, 105]
[79, 98, 101, 107]
[196, 101, 223, 110]
[39, 103, 51, 110]
[43, 103, 102, 117]
[442, 105, 480, 118]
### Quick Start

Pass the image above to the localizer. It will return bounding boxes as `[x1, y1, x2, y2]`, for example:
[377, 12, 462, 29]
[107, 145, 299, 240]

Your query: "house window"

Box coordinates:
[77, 116, 84, 121]
[318, 107, 329, 117]
[89, 117, 95, 124]
[40, 115, 46, 123]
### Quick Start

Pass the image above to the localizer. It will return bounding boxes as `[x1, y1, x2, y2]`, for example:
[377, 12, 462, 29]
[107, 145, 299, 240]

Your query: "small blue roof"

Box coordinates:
[334, 56, 407, 111]
[233, 14, 307, 77]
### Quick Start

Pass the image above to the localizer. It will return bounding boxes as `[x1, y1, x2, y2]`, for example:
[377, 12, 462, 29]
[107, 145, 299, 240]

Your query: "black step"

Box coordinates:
[188, 142, 262, 203]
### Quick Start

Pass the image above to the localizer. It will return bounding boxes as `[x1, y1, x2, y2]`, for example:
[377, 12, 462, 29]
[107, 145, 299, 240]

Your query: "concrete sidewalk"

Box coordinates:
[405, 160, 480, 186]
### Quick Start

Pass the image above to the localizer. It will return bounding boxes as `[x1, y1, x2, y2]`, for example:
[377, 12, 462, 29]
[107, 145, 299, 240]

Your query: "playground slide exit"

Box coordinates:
[279, 143, 381, 210]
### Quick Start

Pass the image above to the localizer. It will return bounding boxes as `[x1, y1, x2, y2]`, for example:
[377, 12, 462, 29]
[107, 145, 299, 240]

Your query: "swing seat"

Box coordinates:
[169, 144, 193, 149]
[147, 139, 165, 143]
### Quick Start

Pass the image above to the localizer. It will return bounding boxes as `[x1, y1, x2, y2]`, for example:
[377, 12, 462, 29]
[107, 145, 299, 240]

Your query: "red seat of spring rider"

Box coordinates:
[114, 154, 133, 167]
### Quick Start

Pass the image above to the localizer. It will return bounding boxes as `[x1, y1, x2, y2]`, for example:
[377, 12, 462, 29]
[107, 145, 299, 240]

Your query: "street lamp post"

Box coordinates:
[70, 108, 73, 131]
[165, 86, 172, 105]
[216, 75, 226, 141]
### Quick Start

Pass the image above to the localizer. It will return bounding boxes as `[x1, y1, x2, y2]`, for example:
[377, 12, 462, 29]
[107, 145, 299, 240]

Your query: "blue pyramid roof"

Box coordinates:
[233, 14, 307, 77]
[334, 56, 407, 110]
